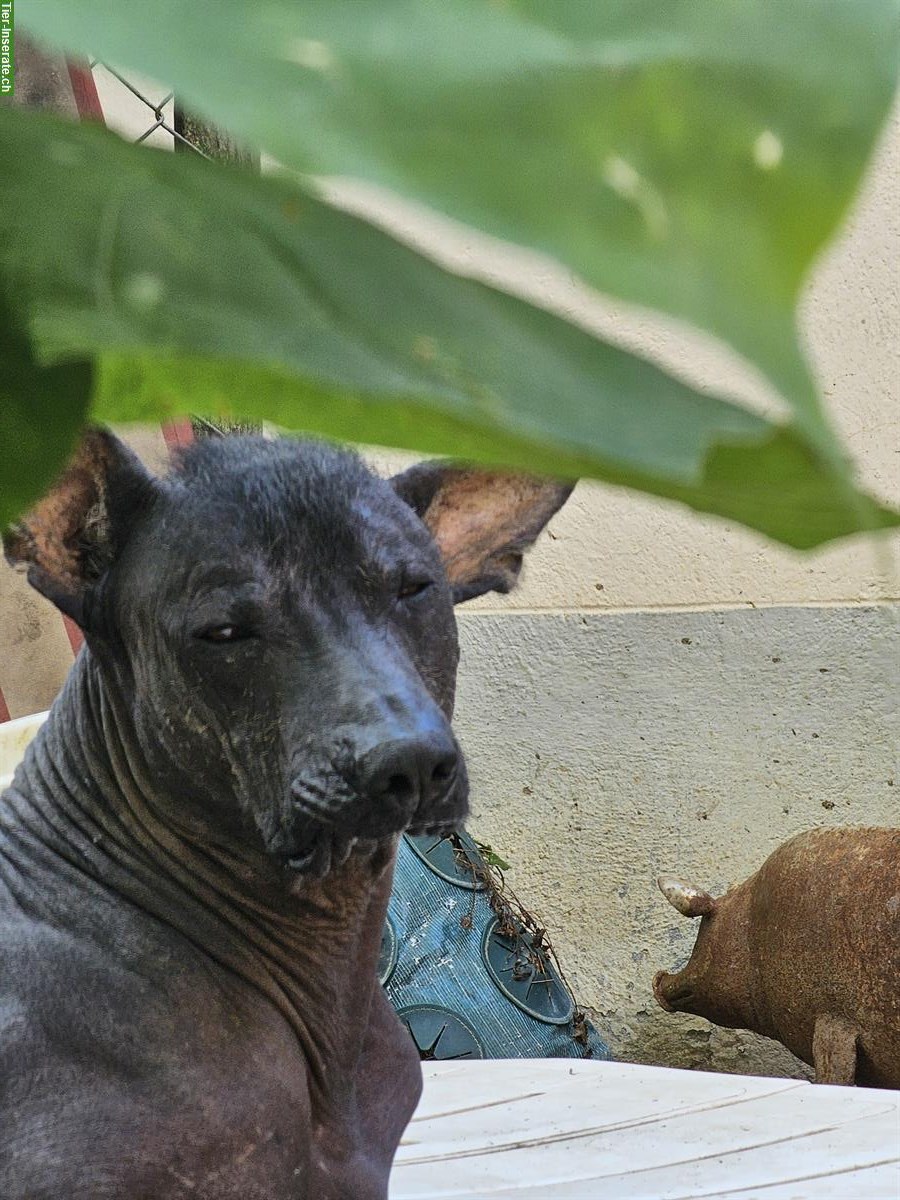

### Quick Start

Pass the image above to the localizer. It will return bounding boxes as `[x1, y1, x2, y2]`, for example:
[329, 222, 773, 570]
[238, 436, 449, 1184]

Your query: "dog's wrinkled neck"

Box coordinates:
[1, 649, 395, 1116]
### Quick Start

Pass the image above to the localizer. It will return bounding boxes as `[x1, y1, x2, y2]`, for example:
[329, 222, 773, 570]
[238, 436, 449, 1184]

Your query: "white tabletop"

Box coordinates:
[391, 1058, 900, 1199]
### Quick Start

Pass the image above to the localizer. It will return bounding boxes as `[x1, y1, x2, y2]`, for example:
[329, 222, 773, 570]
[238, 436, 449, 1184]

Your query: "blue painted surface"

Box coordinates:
[384, 835, 612, 1061]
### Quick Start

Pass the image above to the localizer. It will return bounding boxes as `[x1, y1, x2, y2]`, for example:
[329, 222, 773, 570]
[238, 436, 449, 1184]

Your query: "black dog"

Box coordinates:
[0, 430, 569, 1199]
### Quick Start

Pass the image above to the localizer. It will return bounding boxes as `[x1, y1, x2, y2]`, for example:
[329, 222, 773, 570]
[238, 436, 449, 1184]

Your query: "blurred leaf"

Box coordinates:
[0, 293, 92, 529]
[3, 111, 894, 546]
[25, 0, 900, 425]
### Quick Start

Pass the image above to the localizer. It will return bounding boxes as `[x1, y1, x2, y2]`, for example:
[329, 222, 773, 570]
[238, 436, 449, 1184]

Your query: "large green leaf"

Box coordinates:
[25, 0, 900, 427]
[2, 110, 894, 547]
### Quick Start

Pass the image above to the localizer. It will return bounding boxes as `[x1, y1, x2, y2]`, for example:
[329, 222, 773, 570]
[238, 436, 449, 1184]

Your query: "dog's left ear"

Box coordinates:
[391, 463, 573, 604]
[3, 428, 158, 629]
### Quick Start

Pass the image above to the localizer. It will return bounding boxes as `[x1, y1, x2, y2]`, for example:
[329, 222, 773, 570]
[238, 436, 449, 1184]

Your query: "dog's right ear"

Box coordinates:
[3, 428, 158, 630]
[391, 462, 573, 604]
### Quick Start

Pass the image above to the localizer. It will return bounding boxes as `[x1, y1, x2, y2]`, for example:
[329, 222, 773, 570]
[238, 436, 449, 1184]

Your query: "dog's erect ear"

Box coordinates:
[3, 428, 158, 629]
[391, 463, 573, 604]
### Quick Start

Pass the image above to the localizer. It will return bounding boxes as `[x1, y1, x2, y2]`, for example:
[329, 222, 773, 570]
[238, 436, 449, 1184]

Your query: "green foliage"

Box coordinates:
[0, 293, 91, 529]
[3, 1, 898, 544]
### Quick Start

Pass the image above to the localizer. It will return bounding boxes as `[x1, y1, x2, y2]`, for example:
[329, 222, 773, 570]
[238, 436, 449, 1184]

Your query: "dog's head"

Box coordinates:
[5, 430, 571, 879]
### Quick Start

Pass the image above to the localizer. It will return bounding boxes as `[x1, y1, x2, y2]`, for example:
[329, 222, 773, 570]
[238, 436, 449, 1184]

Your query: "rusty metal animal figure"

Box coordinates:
[0, 430, 570, 1199]
[654, 827, 900, 1088]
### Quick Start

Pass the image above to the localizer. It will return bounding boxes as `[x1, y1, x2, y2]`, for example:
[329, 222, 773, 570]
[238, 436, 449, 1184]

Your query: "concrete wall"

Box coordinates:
[1, 65, 897, 1078]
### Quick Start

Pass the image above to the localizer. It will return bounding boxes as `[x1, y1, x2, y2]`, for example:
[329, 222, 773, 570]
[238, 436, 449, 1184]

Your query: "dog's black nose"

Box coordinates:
[355, 733, 458, 817]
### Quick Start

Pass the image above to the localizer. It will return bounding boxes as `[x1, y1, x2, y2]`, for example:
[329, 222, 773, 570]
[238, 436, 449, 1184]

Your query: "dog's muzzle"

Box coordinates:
[285, 735, 469, 879]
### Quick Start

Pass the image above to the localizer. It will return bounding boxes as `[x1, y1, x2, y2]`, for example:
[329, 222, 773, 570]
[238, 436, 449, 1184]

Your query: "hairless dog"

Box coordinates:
[0, 430, 570, 1199]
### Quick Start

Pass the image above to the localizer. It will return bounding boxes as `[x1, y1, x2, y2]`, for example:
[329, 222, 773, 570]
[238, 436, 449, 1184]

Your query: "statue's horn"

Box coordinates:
[657, 875, 716, 918]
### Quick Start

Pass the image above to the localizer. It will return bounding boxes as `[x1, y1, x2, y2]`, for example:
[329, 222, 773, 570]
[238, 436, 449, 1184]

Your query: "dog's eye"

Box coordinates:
[397, 578, 433, 602]
[197, 624, 250, 643]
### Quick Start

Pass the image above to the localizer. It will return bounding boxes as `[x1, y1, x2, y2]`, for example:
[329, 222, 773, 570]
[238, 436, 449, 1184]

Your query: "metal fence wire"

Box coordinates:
[90, 60, 209, 157]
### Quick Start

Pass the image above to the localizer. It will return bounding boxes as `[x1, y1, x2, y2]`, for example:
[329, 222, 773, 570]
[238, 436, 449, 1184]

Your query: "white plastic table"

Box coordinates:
[391, 1059, 900, 1199]
[0, 710, 45, 791]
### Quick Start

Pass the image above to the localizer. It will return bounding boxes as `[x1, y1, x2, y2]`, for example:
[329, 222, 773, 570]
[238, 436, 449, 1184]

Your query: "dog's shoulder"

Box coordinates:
[0, 915, 313, 1199]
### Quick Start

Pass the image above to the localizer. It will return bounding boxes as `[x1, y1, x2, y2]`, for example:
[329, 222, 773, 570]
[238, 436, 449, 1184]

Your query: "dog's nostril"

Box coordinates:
[386, 773, 415, 803]
[431, 756, 455, 785]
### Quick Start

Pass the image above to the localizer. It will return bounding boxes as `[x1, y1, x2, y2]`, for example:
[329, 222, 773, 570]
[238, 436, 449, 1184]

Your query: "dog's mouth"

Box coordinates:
[406, 814, 465, 838]
[283, 774, 469, 881]
[285, 830, 378, 880]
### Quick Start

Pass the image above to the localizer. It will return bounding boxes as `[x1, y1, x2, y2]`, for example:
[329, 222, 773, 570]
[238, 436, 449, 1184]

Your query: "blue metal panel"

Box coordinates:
[385, 835, 611, 1061]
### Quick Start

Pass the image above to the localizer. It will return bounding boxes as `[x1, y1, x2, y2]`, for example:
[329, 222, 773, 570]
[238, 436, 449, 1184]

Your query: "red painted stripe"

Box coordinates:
[67, 59, 106, 124]
[62, 615, 85, 656]
[0, 686, 11, 724]
[162, 420, 195, 450]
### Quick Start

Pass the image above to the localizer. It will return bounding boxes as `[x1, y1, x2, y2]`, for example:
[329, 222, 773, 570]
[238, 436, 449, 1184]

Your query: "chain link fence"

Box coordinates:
[91, 60, 208, 156]
[91, 60, 254, 167]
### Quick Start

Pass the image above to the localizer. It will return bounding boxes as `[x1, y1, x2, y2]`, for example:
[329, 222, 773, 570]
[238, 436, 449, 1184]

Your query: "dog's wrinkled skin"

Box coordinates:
[0, 432, 570, 1199]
